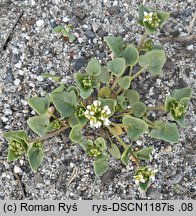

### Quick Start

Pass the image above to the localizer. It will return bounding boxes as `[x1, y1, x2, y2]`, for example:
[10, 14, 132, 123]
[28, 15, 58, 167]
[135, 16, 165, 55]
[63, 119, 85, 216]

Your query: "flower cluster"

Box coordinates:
[9, 141, 24, 156]
[76, 105, 86, 118]
[82, 76, 93, 89]
[88, 147, 102, 157]
[170, 100, 186, 118]
[143, 11, 161, 28]
[84, 100, 111, 128]
[134, 167, 158, 185]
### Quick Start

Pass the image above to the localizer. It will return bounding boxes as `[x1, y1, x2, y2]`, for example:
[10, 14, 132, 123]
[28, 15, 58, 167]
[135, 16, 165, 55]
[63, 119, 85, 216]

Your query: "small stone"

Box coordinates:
[107, 6, 120, 15]
[77, 37, 84, 43]
[74, 57, 86, 71]
[14, 79, 20, 86]
[36, 20, 44, 27]
[34, 172, 43, 183]
[73, 8, 86, 19]
[36, 76, 44, 81]
[97, 29, 108, 37]
[62, 16, 70, 22]
[146, 188, 162, 199]
[15, 62, 22, 69]
[14, 165, 22, 174]
[186, 45, 194, 51]
[84, 29, 95, 38]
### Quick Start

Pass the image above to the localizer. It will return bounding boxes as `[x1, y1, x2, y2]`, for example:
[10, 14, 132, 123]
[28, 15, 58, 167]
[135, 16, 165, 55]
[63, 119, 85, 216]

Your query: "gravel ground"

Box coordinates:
[0, 0, 195, 200]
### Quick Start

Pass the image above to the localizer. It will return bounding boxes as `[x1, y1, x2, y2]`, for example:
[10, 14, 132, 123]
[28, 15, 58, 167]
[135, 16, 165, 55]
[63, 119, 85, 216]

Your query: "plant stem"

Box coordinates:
[129, 65, 133, 76]
[47, 111, 67, 127]
[106, 129, 113, 147]
[111, 76, 120, 91]
[146, 105, 165, 111]
[107, 126, 127, 149]
[130, 67, 145, 82]
[28, 125, 69, 144]
[143, 117, 155, 126]
[138, 31, 148, 49]
[115, 87, 123, 96]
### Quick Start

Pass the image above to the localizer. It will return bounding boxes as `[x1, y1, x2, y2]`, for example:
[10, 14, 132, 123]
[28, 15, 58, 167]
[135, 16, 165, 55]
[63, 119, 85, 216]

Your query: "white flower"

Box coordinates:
[84, 100, 111, 128]
[148, 168, 158, 181]
[93, 100, 101, 106]
[134, 174, 145, 185]
[143, 11, 153, 22]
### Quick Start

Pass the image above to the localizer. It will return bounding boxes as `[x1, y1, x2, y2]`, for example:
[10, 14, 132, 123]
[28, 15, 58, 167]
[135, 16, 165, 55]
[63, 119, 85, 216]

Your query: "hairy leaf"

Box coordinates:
[172, 87, 192, 100]
[108, 143, 121, 159]
[125, 89, 140, 105]
[121, 145, 132, 166]
[86, 58, 101, 76]
[118, 76, 130, 89]
[123, 116, 148, 140]
[132, 102, 146, 117]
[123, 44, 139, 65]
[69, 124, 83, 143]
[28, 97, 49, 115]
[107, 58, 126, 76]
[99, 98, 117, 116]
[94, 157, 109, 176]
[97, 66, 110, 84]
[150, 121, 179, 143]
[104, 36, 124, 58]
[139, 50, 166, 75]
[50, 90, 76, 118]
[133, 146, 154, 161]
[27, 142, 44, 172]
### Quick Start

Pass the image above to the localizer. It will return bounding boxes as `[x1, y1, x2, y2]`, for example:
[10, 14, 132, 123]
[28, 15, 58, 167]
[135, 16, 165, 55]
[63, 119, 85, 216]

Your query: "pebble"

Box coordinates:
[84, 29, 95, 38]
[13, 79, 20, 86]
[36, 20, 44, 27]
[74, 57, 86, 71]
[186, 45, 194, 51]
[14, 165, 22, 174]
[146, 188, 162, 199]
[107, 6, 120, 15]
[15, 62, 22, 69]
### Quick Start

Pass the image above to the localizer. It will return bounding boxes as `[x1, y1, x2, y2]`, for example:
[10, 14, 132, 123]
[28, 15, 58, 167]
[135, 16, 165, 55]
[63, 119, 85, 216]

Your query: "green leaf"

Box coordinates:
[125, 89, 140, 105]
[28, 97, 49, 115]
[99, 98, 117, 116]
[132, 102, 146, 117]
[138, 4, 150, 26]
[94, 157, 109, 176]
[75, 72, 94, 99]
[108, 143, 121, 159]
[94, 137, 107, 151]
[27, 116, 50, 136]
[121, 145, 132, 166]
[69, 124, 83, 143]
[122, 116, 148, 141]
[27, 142, 44, 172]
[150, 121, 179, 143]
[67, 33, 77, 42]
[80, 139, 94, 152]
[104, 36, 124, 58]
[97, 67, 110, 84]
[157, 11, 170, 26]
[139, 50, 166, 75]
[52, 25, 65, 33]
[107, 58, 126, 76]
[3, 130, 28, 143]
[50, 91, 76, 118]
[86, 58, 101, 76]
[98, 87, 111, 98]
[123, 44, 139, 66]
[117, 95, 127, 110]
[133, 147, 154, 161]
[52, 85, 65, 94]
[7, 149, 20, 162]
[68, 112, 88, 128]
[172, 87, 192, 100]
[118, 76, 130, 89]
[67, 86, 79, 97]
[139, 180, 150, 192]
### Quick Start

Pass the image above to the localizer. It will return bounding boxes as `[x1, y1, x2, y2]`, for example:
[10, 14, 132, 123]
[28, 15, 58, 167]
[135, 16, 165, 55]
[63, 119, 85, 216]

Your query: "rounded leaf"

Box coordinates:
[132, 102, 146, 117]
[69, 124, 83, 143]
[107, 58, 126, 76]
[86, 58, 101, 76]
[123, 44, 139, 65]
[118, 76, 130, 89]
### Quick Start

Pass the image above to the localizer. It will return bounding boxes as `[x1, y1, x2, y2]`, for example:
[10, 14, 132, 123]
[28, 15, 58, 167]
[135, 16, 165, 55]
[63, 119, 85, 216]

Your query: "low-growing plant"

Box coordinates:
[52, 24, 77, 42]
[3, 4, 192, 192]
